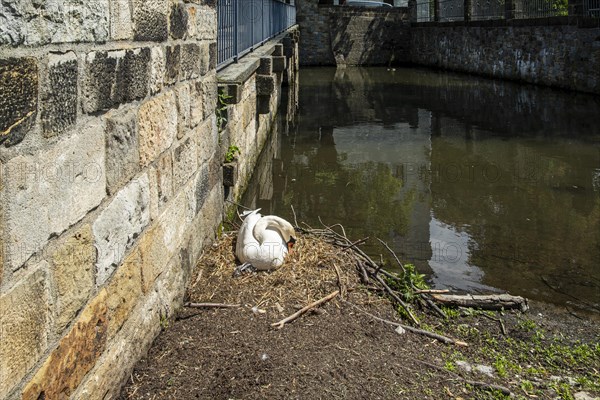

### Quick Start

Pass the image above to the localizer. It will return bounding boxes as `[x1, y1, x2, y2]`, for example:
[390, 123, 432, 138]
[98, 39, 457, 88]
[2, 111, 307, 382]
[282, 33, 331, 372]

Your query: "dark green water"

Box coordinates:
[243, 67, 600, 314]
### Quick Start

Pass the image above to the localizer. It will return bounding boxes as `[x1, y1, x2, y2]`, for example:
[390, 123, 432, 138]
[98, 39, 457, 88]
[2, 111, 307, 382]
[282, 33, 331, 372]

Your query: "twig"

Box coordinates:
[373, 274, 420, 326]
[342, 300, 468, 347]
[423, 295, 448, 319]
[184, 302, 241, 309]
[332, 263, 347, 298]
[481, 312, 507, 336]
[414, 289, 451, 294]
[341, 237, 369, 251]
[356, 261, 370, 285]
[272, 290, 340, 329]
[377, 238, 407, 275]
[291, 204, 299, 228]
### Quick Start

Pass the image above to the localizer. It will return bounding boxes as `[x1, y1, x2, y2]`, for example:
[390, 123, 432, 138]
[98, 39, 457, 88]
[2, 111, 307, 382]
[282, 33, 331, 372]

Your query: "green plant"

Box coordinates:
[160, 315, 169, 330]
[217, 91, 232, 132]
[225, 145, 240, 163]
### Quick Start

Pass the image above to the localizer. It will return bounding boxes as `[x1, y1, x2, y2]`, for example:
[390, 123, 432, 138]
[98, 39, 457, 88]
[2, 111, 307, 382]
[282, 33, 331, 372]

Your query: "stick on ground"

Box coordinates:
[272, 290, 340, 329]
[342, 300, 468, 347]
[184, 302, 241, 309]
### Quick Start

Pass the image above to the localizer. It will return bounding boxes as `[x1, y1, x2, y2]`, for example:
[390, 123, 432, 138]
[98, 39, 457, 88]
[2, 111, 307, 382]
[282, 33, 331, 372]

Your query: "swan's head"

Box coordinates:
[280, 223, 297, 252]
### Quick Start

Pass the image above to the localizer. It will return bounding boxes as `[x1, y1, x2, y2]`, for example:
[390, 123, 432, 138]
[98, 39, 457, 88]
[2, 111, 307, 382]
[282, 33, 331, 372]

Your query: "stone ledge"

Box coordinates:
[217, 26, 299, 85]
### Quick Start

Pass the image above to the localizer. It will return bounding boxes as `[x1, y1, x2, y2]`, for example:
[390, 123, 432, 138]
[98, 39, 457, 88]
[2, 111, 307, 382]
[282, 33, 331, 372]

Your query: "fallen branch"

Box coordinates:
[373, 274, 420, 326]
[343, 300, 468, 347]
[184, 302, 241, 309]
[414, 289, 451, 294]
[272, 290, 340, 329]
[431, 294, 529, 312]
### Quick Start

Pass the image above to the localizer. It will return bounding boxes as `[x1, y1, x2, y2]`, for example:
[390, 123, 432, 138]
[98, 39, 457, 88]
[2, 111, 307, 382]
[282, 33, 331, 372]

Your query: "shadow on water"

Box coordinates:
[243, 66, 600, 315]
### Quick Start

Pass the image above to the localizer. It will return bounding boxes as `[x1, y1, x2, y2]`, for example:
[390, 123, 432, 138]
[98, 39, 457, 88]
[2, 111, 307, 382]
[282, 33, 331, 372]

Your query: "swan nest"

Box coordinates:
[187, 231, 371, 309]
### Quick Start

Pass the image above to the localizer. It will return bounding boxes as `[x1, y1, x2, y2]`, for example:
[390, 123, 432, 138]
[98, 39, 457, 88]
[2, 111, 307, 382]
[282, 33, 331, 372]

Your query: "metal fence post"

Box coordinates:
[504, 0, 515, 19]
[464, 0, 472, 20]
[434, 0, 440, 21]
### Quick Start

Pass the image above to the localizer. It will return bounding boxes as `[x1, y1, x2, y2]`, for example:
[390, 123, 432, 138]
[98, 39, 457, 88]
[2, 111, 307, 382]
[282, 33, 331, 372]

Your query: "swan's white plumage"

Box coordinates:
[236, 209, 295, 271]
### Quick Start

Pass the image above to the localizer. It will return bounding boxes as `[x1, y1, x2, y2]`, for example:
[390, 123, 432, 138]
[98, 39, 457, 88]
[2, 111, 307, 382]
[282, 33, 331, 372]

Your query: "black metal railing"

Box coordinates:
[415, 0, 598, 21]
[218, 0, 296, 69]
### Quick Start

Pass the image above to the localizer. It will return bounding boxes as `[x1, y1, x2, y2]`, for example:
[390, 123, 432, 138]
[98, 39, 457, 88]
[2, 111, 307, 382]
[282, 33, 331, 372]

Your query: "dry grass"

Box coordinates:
[187, 231, 366, 310]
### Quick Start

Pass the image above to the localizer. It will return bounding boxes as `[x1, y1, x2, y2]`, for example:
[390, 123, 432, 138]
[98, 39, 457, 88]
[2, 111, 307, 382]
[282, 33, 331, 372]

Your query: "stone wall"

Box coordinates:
[218, 30, 300, 207]
[296, 1, 410, 66]
[410, 21, 600, 95]
[0, 2, 297, 399]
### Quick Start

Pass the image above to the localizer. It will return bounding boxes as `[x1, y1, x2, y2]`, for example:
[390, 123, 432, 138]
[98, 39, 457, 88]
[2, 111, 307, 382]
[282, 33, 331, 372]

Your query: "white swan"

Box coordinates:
[235, 209, 296, 272]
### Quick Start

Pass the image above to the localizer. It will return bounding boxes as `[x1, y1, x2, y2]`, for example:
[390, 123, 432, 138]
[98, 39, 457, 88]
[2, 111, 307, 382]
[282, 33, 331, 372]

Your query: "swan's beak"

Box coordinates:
[287, 237, 296, 253]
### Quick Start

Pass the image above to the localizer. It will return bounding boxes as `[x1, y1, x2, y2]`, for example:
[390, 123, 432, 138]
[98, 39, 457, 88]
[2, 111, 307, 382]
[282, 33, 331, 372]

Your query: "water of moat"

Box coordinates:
[242, 67, 600, 315]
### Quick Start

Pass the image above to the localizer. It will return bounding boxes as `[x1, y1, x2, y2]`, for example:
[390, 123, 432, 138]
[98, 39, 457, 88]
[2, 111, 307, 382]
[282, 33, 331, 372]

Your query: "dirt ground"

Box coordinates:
[119, 233, 600, 400]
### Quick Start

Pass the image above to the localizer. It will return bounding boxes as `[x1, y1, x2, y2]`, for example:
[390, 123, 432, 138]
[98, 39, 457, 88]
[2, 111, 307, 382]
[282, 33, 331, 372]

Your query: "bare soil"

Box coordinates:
[119, 233, 600, 400]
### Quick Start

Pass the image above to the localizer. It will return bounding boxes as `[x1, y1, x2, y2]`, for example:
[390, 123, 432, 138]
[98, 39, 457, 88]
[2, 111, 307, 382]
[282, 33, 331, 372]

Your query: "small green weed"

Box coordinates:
[225, 145, 240, 163]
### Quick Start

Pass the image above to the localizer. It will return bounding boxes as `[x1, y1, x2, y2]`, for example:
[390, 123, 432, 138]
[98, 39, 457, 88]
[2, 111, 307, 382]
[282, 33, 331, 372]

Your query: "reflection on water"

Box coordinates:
[243, 67, 600, 314]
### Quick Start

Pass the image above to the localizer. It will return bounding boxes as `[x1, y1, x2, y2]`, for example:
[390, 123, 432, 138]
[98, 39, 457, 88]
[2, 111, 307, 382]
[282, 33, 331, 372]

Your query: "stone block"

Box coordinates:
[21, 289, 108, 400]
[0, 57, 38, 147]
[180, 43, 201, 80]
[170, 2, 189, 39]
[82, 48, 150, 114]
[2, 123, 106, 271]
[139, 179, 195, 293]
[105, 108, 140, 195]
[195, 5, 217, 41]
[137, 224, 168, 294]
[257, 94, 272, 115]
[0, 268, 49, 398]
[175, 83, 191, 139]
[258, 57, 273, 75]
[0, 0, 109, 46]
[93, 173, 150, 286]
[272, 56, 287, 72]
[110, 0, 134, 40]
[42, 52, 78, 137]
[202, 72, 218, 120]
[149, 47, 165, 95]
[106, 250, 143, 340]
[209, 42, 217, 70]
[173, 137, 198, 191]
[195, 163, 212, 213]
[273, 43, 284, 57]
[82, 51, 118, 113]
[138, 91, 177, 167]
[165, 45, 181, 85]
[222, 83, 242, 104]
[155, 153, 174, 205]
[223, 162, 237, 187]
[256, 74, 275, 96]
[149, 152, 173, 220]
[133, 0, 168, 41]
[190, 80, 204, 128]
[52, 225, 96, 334]
[187, 5, 198, 38]
[114, 47, 151, 105]
[196, 114, 218, 164]
[200, 42, 211, 76]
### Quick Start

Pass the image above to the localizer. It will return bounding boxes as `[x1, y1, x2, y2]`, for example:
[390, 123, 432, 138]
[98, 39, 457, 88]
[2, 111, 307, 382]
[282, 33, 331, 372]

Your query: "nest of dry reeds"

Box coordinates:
[186, 231, 362, 310]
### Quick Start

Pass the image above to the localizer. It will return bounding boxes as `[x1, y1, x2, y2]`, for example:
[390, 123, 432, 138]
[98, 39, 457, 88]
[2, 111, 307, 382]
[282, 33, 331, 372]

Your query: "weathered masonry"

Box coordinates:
[0, 1, 298, 398]
[295, 0, 600, 95]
